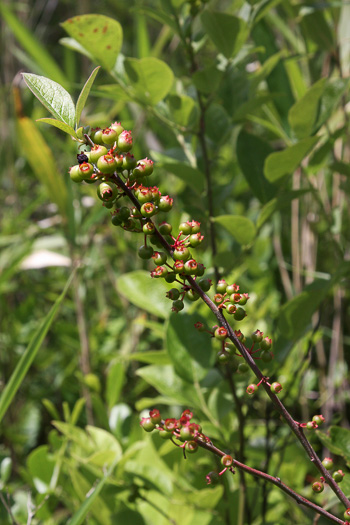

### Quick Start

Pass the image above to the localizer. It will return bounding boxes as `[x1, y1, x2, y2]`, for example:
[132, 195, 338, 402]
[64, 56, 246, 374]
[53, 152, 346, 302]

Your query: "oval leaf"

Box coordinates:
[264, 137, 319, 183]
[36, 118, 77, 138]
[288, 78, 326, 139]
[167, 94, 199, 128]
[201, 11, 248, 58]
[61, 15, 123, 72]
[76, 66, 100, 127]
[23, 73, 75, 127]
[213, 215, 256, 245]
[124, 57, 174, 105]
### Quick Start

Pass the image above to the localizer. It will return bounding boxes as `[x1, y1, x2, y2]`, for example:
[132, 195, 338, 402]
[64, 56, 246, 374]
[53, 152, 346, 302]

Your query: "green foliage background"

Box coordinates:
[1, 0, 350, 524]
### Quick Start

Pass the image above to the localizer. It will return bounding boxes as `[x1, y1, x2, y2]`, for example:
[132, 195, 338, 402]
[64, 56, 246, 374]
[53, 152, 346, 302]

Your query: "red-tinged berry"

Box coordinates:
[235, 330, 244, 342]
[179, 221, 192, 235]
[226, 304, 237, 315]
[150, 186, 160, 203]
[158, 195, 173, 212]
[206, 472, 219, 485]
[140, 417, 155, 432]
[260, 337, 272, 351]
[239, 293, 249, 305]
[221, 455, 233, 467]
[252, 329, 263, 343]
[118, 130, 133, 152]
[270, 382, 283, 394]
[164, 418, 179, 431]
[226, 284, 239, 294]
[189, 233, 203, 247]
[97, 154, 118, 174]
[102, 127, 118, 144]
[238, 363, 249, 374]
[138, 245, 154, 259]
[180, 426, 192, 441]
[159, 222, 172, 235]
[194, 322, 205, 332]
[312, 481, 324, 493]
[344, 509, 350, 519]
[166, 288, 180, 300]
[322, 457, 333, 470]
[185, 441, 198, 454]
[79, 162, 94, 180]
[246, 384, 258, 395]
[173, 246, 190, 261]
[137, 157, 154, 177]
[165, 273, 176, 283]
[216, 280, 227, 294]
[110, 121, 124, 135]
[190, 220, 201, 233]
[130, 206, 142, 218]
[149, 409, 161, 425]
[114, 154, 124, 170]
[151, 266, 168, 279]
[214, 327, 228, 340]
[152, 251, 167, 265]
[173, 260, 184, 273]
[261, 350, 273, 363]
[196, 263, 206, 276]
[141, 202, 157, 217]
[234, 307, 246, 321]
[230, 293, 241, 304]
[312, 415, 325, 426]
[172, 299, 184, 313]
[214, 293, 224, 304]
[88, 145, 108, 163]
[198, 278, 211, 292]
[69, 165, 85, 183]
[159, 429, 173, 439]
[122, 152, 137, 170]
[97, 182, 118, 202]
[184, 259, 198, 275]
[186, 289, 200, 301]
[333, 470, 345, 482]
[306, 421, 317, 430]
[143, 221, 156, 235]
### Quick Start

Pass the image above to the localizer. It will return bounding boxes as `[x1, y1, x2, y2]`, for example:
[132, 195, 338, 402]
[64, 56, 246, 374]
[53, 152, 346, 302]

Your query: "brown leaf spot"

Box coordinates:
[79, 33, 84, 37]
[102, 25, 108, 33]
[93, 28, 98, 32]
[106, 45, 111, 49]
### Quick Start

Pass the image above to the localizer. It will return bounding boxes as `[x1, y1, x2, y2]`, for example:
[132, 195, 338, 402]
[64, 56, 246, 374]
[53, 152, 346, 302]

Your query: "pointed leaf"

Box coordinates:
[288, 78, 326, 139]
[76, 67, 100, 127]
[36, 118, 77, 138]
[61, 15, 123, 72]
[201, 11, 248, 58]
[22, 73, 75, 127]
[159, 162, 205, 194]
[264, 137, 319, 182]
[124, 57, 174, 105]
[213, 215, 256, 245]
[167, 94, 199, 128]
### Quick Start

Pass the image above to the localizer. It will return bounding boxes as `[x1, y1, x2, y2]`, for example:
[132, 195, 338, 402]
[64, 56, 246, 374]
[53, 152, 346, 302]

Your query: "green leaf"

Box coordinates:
[213, 215, 256, 245]
[106, 360, 125, 410]
[192, 65, 224, 94]
[22, 73, 75, 128]
[200, 11, 248, 58]
[264, 137, 319, 183]
[205, 104, 231, 143]
[36, 118, 77, 138]
[166, 313, 214, 382]
[61, 15, 123, 72]
[329, 161, 350, 177]
[127, 351, 171, 365]
[134, 5, 178, 34]
[257, 189, 311, 229]
[0, 272, 74, 423]
[288, 78, 326, 139]
[317, 427, 350, 462]
[167, 94, 199, 128]
[27, 446, 55, 494]
[236, 130, 276, 204]
[59, 37, 94, 61]
[0, 3, 68, 88]
[124, 57, 174, 105]
[76, 67, 100, 128]
[301, 10, 334, 51]
[315, 78, 350, 131]
[278, 279, 332, 340]
[116, 270, 172, 319]
[159, 162, 205, 194]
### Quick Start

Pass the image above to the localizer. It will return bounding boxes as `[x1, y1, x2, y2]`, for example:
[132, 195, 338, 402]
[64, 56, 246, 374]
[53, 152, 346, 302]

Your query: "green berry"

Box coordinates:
[252, 330, 263, 343]
[214, 327, 228, 340]
[152, 251, 167, 265]
[138, 245, 154, 259]
[141, 202, 157, 217]
[118, 130, 133, 152]
[97, 154, 118, 174]
[102, 127, 118, 144]
[140, 417, 155, 432]
[246, 384, 258, 395]
[179, 222, 192, 235]
[270, 382, 282, 394]
[88, 145, 108, 163]
[332, 470, 344, 482]
[238, 363, 249, 374]
[233, 307, 246, 321]
[164, 273, 176, 283]
[217, 351, 230, 364]
[159, 429, 173, 439]
[159, 222, 172, 235]
[198, 278, 211, 292]
[143, 221, 155, 235]
[185, 441, 198, 454]
[184, 259, 198, 275]
[166, 288, 180, 300]
[344, 508, 350, 519]
[221, 455, 233, 467]
[110, 121, 124, 135]
[312, 415, 325, 426]
[312, 481, 324, 493]
[260, 337, 272, 350]
[216, 280, 227, 294]
[180, 426, 192, 442]
[173, 246, 190, 261]
[260, 350, 273, 363]
[158, 196, 173, 212]
[122, 153, 137, 170]
[69, 164, 85, 183]
[186, 289, 200, 301]
[206, 471, 219, 485]
[97, 182, 118, 202]
[172, 299, 184, 312]
[322, 457, 333, 470]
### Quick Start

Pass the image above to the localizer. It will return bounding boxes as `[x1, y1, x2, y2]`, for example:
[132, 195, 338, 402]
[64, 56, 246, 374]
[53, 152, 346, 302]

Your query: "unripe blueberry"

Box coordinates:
[190, 220, 201, 233]
[69, 164, 85, 183]
[151, 266, 168, 279]
[270, 382, 283, 394]
[119, 207, 130, 221]
[111, 211, 124, 226]
[167, 288, 180, 300]
[179, 222, 192, 235]
[143, 221, 155, 235]
[185, 441, 198, 454]
[173, 246, 190, 261]
[312, 481, 324, 493]
[110, 121, 124, 136]
[322, 457, 333, 470]
[136, 157, 154, 176]
[221, 455, 233, 467]
[152, 251, 167, 265]
[102, 127, 118, 144]
[239, 293, 249, 305]
[206, 471, 219, 485]
[214, 327, 228, 341]
[78, 162, 94, 180]
[97, 182, 118, 202]
[174, 260, 184, 273]
[198, 278, 212, 292]
[226, 304, 237, 315]
[216, 280, 227, 294]
[217, 351, 230, 364]
[88, 145, 108, 163]
[164, 418, 178, 431]
[230, 293, 241, 304]
[97, 154, 118, 174]
[225, 342, 235, 355]
[238, 363, 249, 374]
[226, 284, 239, 295]
[130, 206, 142, 218]
[214, 293, 224, 305]
[260, 337, 272, 351]
[306, 421, 317, 430]
[186, 289, 200, 301]
[246, 384, 258, 395]
[196, 263, 205, 276]
[172, 299, 184, 313]
[141, 202, 157, 217]
[260, 350, 273, 363]
[149, 408, 161, 425]
[159, 429, 173, 439]
[252, 330, 263, 343]
[180, 426, 192, 441]
[194, 322, 205, 332]
[312, 415, 325, 426]
[118, 130, 133, 152]
[158, 195, 173, 212]
[332, 470, 344, 482]
[150, 186, 160, 202]
[165, 273, 176, 283]
[189, 233, 203, 247]
[235, 330, 245, 342]
[233, 307, 246, 321]
[114, 154, 124, 170]
[138, 245, 154, 259]
[122, 152, 137, 170]
[344, 508, 350, 519]
[123, 218, 138, 230]
[159, 222, 172, 235]
[140, 417, 155, 432]
[149, 234, 162, 247]
[184, 259, 198, 275]
[90, 127, 103, 144]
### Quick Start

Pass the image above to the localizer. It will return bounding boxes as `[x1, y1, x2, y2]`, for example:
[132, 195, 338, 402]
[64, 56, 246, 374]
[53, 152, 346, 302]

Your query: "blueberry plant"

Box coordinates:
[2, 1, 350, 524]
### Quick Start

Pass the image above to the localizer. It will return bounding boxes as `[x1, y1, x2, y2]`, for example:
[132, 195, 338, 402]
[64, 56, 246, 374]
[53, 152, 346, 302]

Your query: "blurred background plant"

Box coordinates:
[1, 0, 350, 523]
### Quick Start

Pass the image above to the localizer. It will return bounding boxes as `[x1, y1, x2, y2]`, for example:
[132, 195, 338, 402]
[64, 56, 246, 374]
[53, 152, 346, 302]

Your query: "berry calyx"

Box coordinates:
[97, 154, 118, 173]
[214, 327, 228, 341]
[221, 455, 233, 467]
[252, 330, 263, 343]
[117, 130, 133, 152]
[149, 409, 161, 425]
[322, 457, 333, 470]
[270, 382, 282, 394]
[246, 384, 258, 395]
[332, 470, 344, 482]
[312, 481, 324, 493]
